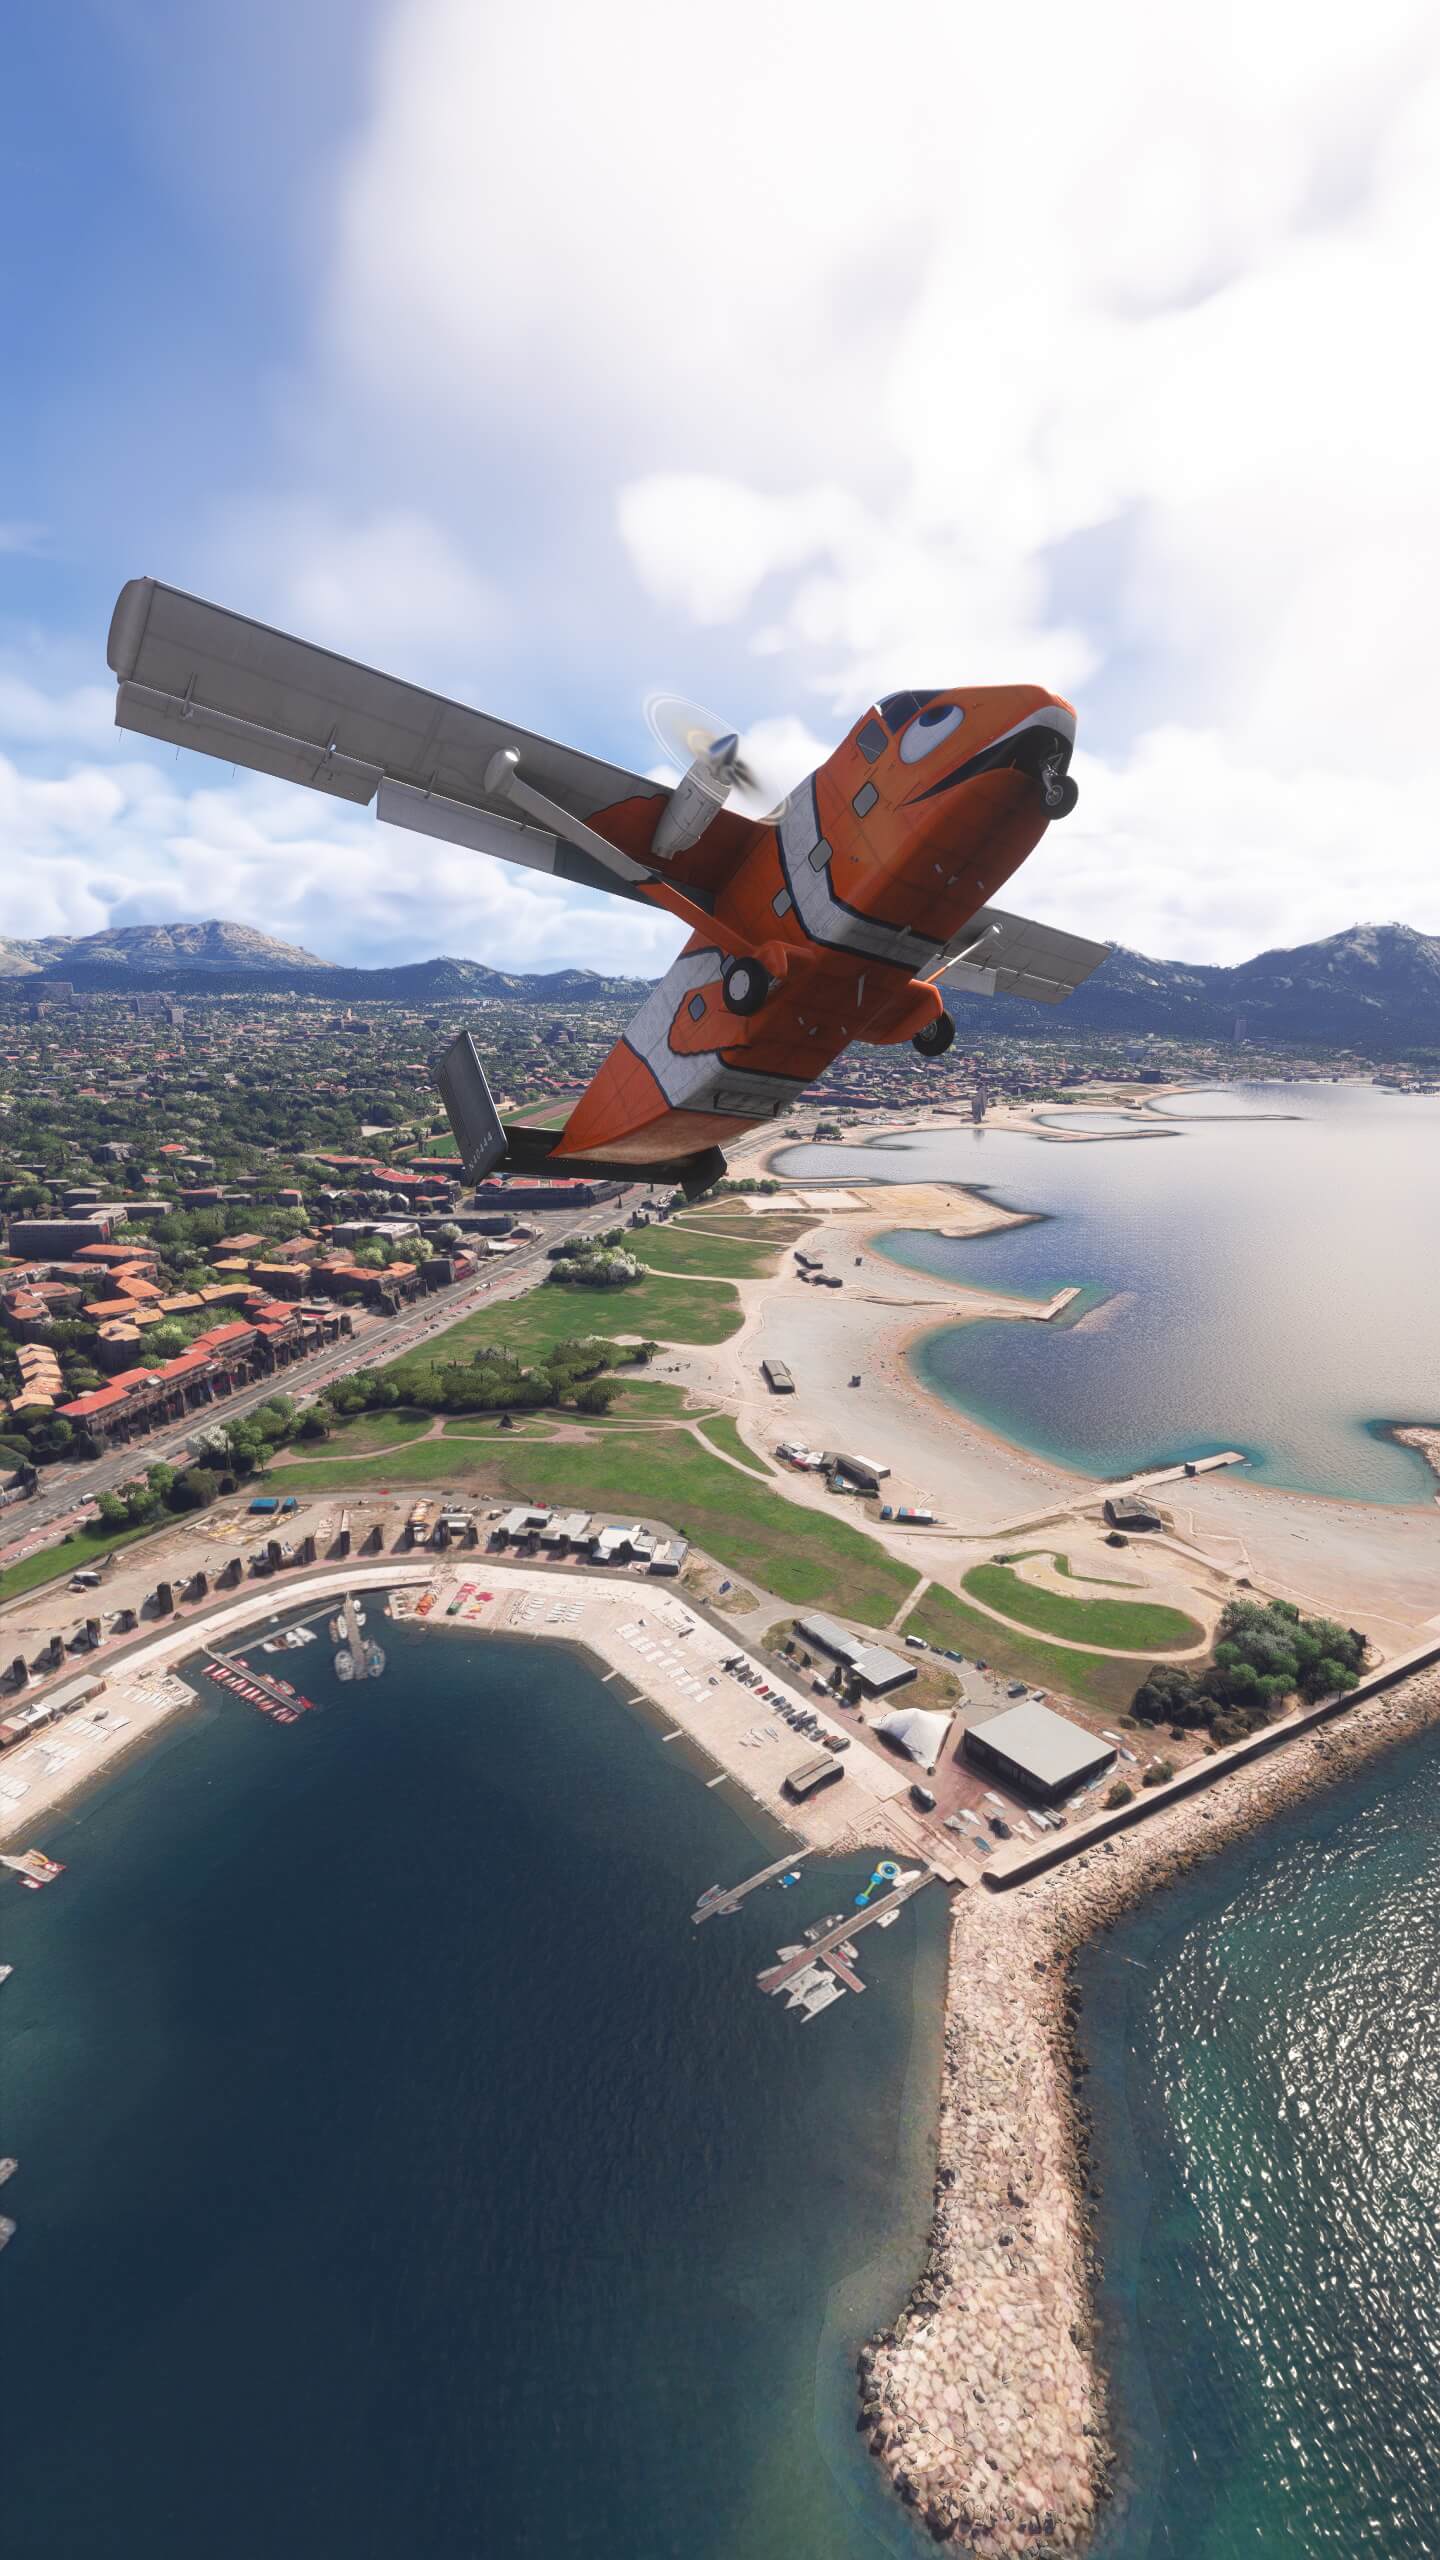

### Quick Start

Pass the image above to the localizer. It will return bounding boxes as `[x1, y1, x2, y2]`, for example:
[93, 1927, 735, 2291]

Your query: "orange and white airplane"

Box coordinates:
[108, 580, 1107, 1192]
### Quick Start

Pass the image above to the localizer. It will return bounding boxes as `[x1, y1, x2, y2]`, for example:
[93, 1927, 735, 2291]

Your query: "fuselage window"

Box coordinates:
[852, 781, 879, 817]
[878, 691, 918, 732]
[687, 994, 707, 1021]
[808, 838, 833, 871]
[856, 718, 888, 762]
[771, 887, 793, 917]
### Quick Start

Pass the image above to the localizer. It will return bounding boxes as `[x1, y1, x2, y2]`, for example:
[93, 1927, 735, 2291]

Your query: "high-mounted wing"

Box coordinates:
[107, 578, 693, 911]
[934, 905, 1110, 1006]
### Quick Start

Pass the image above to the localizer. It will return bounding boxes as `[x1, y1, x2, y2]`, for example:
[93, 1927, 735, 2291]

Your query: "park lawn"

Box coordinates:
[629, 1226, 779, 1282]
[601, 1377, 703, 1418]
[308, 1408, 435, 1454]
[904, 1583, 1148, 1718]
[0, 1518, 158, 1607]
[438, 1415, 557, 1439]
[269, 1432, 916, 1626]
[694, 1414, 773, 1473]
[390, 1271, 742, 1377]
[676, 1211, 815, 1245]
[962, 1563, 1203, 1653]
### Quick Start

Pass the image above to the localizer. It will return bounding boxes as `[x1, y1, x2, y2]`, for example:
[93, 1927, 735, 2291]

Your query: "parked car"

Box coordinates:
[910, 1783, 937, 1812]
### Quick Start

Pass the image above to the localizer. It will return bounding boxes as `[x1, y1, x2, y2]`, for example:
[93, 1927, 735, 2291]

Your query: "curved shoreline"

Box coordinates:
[861, 1660, 1440, 2552]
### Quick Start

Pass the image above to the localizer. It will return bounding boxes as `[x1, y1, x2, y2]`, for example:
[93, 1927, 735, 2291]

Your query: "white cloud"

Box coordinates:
[291, 0, 1440, 960]
[0, 741, 686, 975]
[204, 504, 505, 690]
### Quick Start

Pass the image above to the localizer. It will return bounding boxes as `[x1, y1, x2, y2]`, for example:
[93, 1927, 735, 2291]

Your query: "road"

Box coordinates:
[2, 1190, 639, 1561]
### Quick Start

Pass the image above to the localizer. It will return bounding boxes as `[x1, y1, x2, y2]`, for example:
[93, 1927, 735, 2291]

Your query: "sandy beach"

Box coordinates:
[664, 1127, 1440, 1657]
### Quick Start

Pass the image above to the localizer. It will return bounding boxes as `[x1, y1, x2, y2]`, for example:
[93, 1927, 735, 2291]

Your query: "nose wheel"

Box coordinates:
[912, 1011, 955, 1058]
[1041, 772, 1079, 819]
[721, 956, 773, 1016]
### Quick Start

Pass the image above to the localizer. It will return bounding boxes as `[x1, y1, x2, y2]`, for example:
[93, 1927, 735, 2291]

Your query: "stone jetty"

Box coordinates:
[863, 1663, 1440, 2552]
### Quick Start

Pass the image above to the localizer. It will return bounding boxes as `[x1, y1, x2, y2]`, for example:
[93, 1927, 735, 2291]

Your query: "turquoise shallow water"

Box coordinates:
[1079, 1725, 1440, 2558]
[778, 1084, 1440, 1501]
[0, 1612, 944, 2560]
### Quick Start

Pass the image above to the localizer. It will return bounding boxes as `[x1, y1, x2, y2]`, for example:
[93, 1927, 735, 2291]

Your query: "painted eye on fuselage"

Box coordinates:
[898, 702, 965, 763]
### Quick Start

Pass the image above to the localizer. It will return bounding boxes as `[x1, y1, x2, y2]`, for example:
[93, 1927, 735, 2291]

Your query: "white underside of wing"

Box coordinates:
[937, 904, 1110, 1005]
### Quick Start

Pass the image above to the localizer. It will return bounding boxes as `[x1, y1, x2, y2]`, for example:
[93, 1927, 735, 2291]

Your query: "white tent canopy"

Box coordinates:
[874, 1705, 954, 1772]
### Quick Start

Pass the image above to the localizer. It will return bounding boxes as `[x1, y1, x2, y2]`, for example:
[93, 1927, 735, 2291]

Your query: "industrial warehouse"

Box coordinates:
[962, 1700, 1117, 1805]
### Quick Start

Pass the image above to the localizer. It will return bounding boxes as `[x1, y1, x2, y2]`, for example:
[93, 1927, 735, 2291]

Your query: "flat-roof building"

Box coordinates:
[783, 1752, 843, 1801]
[963, 1702, 1116, 1804]
[795, 1611, 915, 1697]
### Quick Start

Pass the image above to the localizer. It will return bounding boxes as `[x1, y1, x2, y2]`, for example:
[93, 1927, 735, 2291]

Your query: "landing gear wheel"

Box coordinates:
[721, 955, 773, 1016]
[1040, 773, 1078, 820]
[912, 1011, 955, 1058]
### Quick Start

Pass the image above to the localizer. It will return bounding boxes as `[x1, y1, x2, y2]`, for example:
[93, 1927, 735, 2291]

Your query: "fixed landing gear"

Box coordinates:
[912, 1011, 955, 1058]
[721, 955, 773, 1015]
[1040, 772, 1079, 819]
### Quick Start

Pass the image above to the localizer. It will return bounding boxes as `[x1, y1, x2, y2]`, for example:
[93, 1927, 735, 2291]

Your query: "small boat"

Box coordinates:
[0, 2157, 17, 2186]
[0, 1964, 13, 1985]
[0, 2215, 14, 2250]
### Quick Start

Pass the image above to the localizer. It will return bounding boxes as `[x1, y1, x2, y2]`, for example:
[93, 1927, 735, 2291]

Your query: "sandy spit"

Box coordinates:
[862, 1663, 1440, 2552]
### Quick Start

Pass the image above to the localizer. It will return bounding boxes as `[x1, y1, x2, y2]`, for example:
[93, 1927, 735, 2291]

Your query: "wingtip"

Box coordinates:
[106, 578, 155, 680]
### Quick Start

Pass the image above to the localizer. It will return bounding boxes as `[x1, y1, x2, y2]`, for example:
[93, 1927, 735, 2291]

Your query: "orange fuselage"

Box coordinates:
[558, 684, 1075, 1166]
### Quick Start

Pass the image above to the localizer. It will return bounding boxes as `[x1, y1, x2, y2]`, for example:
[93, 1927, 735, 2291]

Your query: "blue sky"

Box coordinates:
[4, 0, 1438, 973]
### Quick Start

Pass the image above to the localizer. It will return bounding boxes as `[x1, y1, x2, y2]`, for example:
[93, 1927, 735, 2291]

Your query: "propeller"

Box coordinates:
[643, 691, 788, 823]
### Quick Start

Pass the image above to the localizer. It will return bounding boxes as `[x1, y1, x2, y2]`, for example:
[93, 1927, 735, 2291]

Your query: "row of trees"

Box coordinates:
[91, 1396, 305, 1526]
[1132, 1598, 1367, 1743]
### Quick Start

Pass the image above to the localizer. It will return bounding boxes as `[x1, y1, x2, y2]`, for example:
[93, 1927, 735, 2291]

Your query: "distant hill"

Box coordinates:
[0, 919, 334, 979]
[956, 922, 1440, 1049]
[1, 915, 1437, 1045]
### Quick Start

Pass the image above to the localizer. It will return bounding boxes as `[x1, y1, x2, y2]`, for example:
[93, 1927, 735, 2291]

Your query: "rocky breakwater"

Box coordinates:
[860, 1895, 1104, 2552]
[864, 1662, 1440, 2552]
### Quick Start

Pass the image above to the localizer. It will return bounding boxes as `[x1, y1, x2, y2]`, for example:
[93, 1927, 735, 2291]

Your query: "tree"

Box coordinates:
[573, 1377, 619, 1415]
[1104, 1779, 1134, 1808]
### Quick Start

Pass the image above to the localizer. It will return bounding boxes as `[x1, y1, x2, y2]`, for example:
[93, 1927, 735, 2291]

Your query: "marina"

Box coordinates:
[203, 1650, 317, 1723]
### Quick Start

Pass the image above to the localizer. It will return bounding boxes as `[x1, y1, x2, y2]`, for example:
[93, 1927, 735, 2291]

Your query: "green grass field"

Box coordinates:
[390, 1271, 742, 1379]
[694, 1414, 772, 1473]
[961, 1563, 1204, 1653]
[628, 1226, 778, 1281]
[904, 1583, 1148, 1717]
[308, 1408, 435, 1453]
[269, 1430, 916, 1625]
[0, 1518, 156, 1607]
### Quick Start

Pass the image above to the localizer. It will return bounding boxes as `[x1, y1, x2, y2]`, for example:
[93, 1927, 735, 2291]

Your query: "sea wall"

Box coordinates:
[863, 1662, 1440, 2553]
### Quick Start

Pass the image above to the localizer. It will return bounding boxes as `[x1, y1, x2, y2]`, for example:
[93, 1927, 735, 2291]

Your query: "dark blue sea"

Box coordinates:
[1080, 1722, 1440, 2558]
[0, 1611, 945, 2560]
[778, 1084, 1440, 1502]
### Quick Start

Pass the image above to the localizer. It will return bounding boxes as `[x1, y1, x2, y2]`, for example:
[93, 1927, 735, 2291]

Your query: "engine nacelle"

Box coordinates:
[651, 734, 741, 857]
[864, 975, 948, 1046]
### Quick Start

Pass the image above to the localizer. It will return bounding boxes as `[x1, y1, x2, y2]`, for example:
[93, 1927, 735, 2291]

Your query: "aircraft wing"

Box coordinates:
[934, 905, 1110, 1006]
[106, 577, 675, 909]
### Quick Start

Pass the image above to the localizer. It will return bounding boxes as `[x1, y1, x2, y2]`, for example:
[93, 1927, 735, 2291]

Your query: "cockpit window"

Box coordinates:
[898, 702, 965, 763]
[856, 718, 888, 762]
[878, 689, 939, 733]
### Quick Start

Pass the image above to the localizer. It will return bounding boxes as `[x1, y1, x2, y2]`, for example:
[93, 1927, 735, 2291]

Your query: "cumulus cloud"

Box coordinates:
[297, 0, 1440, 958]
[0, 740, 685, 975]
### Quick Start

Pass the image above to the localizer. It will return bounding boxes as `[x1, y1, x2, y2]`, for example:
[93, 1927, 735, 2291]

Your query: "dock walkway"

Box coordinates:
[757, 1869, 933, 1993]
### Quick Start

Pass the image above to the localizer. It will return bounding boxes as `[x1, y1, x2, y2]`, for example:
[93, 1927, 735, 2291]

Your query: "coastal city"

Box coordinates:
[3, 959, 1439, 2548]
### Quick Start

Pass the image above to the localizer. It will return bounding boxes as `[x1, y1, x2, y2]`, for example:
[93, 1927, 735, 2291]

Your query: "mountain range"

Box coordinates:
[1, 917, 1437, 1049]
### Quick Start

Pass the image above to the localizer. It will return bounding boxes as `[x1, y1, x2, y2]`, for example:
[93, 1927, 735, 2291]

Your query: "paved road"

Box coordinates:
[2, 1192, 639, 1560]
